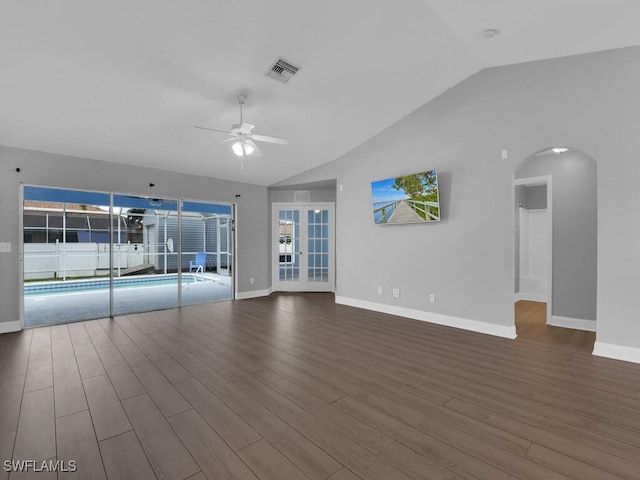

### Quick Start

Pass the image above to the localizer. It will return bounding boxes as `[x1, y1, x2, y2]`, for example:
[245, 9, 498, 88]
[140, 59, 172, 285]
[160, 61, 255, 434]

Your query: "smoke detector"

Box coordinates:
[481, 28, 500, 39]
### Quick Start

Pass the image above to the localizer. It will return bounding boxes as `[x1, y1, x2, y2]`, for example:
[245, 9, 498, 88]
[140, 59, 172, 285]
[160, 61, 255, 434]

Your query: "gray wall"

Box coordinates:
[524, 185, 547, 210]
[272, 46, 640, 349]
[0, 145, 269, 326]
[268, 189, 337, 204]
[517, 151, 597, 321]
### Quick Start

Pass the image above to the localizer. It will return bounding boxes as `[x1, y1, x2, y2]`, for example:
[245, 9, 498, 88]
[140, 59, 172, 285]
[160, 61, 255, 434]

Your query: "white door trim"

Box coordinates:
[272, 202, 335, 292]
[513, 175, 553, 326]
[18, 183, 25, 330]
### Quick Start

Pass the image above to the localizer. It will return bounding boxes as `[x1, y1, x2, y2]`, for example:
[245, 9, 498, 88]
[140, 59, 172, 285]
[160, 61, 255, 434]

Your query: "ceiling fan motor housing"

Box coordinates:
[231, 123, 255, 135]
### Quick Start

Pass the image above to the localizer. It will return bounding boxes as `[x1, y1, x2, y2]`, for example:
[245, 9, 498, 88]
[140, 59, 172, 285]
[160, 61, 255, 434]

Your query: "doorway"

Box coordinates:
[21, 185, 235, 327]
[513, 148, 598, 347]
[272, 202, 335, 292]
[519, 207, 548, 300]
[514, 176, 553, 323]
[514, 300, 595, 352]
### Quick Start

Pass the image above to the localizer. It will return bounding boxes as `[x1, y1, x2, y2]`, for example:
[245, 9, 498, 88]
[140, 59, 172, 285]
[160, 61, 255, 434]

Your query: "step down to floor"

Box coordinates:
[118, 263, 154, 277]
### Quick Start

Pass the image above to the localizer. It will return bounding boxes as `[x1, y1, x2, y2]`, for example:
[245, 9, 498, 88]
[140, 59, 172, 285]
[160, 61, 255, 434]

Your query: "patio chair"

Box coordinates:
[190, 251, 206, 273]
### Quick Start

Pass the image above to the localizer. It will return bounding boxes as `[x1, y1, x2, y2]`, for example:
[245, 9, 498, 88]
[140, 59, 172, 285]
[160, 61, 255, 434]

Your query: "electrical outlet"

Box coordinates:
[250, 277, 254, 285]
[0, 242, 11, 253]
[377, 286, 382, 295]
[501, 148, 509, 160]
[429, 294, 435, 303]
[392, 288, 400, 298]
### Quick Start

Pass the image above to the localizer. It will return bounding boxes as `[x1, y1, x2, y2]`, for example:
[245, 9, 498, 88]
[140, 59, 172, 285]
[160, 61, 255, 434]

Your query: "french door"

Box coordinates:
[272, 203, 335, 292]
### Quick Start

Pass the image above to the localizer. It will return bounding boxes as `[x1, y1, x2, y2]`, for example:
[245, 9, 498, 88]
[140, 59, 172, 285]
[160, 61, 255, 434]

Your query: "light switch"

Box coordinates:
[0, 242, 11, 253]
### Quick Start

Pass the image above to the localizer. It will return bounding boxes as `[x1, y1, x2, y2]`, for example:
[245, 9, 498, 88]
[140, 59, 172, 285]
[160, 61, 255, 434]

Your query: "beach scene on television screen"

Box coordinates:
[371, 170, 440, 224]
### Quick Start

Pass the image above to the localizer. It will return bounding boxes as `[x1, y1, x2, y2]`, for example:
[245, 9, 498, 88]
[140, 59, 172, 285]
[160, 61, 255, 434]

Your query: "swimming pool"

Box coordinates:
[24, 273, 212, 296]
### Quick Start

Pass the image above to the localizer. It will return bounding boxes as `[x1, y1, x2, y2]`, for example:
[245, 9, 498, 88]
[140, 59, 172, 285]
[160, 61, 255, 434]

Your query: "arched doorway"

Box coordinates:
[513, 147, 597, 350]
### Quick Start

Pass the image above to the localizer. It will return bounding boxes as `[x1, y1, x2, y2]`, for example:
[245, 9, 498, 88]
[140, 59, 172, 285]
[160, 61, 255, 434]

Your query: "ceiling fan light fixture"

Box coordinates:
[194, 94, 287, 163]
[232, 140, 254, 156]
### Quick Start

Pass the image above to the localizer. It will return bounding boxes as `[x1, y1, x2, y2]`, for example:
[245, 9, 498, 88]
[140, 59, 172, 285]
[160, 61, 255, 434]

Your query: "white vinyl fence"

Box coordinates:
[24, 242, 145, 280]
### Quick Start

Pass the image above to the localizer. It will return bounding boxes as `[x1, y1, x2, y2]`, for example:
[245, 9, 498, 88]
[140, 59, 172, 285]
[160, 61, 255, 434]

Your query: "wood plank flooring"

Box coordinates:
[1, 292, 639, 479]
[515, 300, 596, 352]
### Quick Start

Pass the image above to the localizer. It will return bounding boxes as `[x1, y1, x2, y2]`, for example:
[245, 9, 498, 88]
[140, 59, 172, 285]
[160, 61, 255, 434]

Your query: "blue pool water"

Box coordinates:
[373, 200, 399, 224]
[25, 274, 208, 296]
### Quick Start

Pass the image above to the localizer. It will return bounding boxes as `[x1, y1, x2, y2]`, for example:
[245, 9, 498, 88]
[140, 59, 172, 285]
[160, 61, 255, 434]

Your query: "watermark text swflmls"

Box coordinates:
[4, 460, 77, 472]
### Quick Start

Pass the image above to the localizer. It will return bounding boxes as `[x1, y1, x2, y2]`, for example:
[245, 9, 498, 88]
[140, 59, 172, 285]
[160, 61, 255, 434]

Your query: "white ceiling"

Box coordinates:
[1, 1, 640, 186]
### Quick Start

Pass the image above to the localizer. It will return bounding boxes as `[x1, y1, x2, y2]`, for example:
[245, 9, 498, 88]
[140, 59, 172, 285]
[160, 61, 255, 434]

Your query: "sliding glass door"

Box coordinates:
[180, 200, 233, 306]
[23, 186, 113, 326]
[22, 185, 235, 327]
[111, 194, 179, 316]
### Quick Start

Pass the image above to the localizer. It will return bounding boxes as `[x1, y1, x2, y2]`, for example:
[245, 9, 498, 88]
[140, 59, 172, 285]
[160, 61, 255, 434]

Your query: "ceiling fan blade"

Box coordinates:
[204, 137, 236, 149]
[252, 134, 289, 145]
[194, 125, 234, 135]
[246, 139, 262, 157]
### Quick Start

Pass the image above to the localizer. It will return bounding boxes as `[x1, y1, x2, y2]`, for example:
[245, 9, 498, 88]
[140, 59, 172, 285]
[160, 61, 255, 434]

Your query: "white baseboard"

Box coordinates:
[593, 341, 640, 365]
[548, 315, 596, 332]
[335, 296, 516, 339]
[236, 288, 272, 300]
[514, 292, 547, 302]
[0, 320, 22, 334]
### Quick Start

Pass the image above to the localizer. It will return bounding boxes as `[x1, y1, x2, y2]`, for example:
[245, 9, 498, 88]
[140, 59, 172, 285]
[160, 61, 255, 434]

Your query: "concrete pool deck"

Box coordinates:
[24, 274, 233, 327]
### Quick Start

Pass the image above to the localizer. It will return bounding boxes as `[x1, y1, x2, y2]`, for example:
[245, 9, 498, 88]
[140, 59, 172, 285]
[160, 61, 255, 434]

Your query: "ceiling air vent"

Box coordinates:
[265, 58, 300, 84]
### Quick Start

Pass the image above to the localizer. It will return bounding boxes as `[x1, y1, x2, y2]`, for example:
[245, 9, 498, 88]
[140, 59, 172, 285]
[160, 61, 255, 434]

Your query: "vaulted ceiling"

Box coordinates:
[2, 1, 640, 186]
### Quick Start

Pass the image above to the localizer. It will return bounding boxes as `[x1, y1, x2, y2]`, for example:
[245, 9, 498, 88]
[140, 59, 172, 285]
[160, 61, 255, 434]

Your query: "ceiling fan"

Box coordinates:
[194, 95, 288, 167]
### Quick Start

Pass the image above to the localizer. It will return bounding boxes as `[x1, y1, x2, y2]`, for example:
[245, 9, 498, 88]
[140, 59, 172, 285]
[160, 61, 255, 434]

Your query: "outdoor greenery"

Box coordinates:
[392, 171, 439, 219]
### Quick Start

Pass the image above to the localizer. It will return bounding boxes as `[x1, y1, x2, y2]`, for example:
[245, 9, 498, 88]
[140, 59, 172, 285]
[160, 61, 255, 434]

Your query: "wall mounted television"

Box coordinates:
[371, 169, 440, 224]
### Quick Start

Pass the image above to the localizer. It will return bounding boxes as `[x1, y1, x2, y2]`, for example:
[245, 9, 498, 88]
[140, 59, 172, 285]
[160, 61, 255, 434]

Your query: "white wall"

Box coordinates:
[514, 185, 525, 293]
[518, 208, 549, 301]
[514, 185, 547, 295]
[273, 46, 640, 357]
[0, 146, 269, 328]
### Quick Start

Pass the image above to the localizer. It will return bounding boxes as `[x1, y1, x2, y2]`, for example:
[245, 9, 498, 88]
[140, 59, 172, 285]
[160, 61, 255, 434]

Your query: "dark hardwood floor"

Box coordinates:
[515, 300, 596, 353]
[1, 292, 639, 479]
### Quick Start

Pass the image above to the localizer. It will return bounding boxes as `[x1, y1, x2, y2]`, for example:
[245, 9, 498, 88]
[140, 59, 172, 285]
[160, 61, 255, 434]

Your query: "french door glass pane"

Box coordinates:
[112, 194, 179, 315]
[307, 209, 329, 282]
[23, 186, 111, 326]
[181, 201, 233, 306]
[278, 209, 300, 281]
